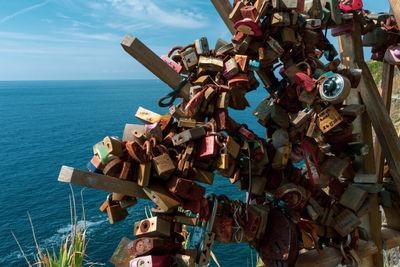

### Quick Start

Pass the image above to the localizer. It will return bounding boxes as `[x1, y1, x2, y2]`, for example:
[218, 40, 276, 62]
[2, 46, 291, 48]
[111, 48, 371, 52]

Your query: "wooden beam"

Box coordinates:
[121, 35, 191, 101]
[296, 240, 377, 267]
[389, 0, 400, 26]
[382, 227, 400, 249]
[58, 166, 149, 199]
[375, 62, 395, 182]
[210, 0, 236, 35]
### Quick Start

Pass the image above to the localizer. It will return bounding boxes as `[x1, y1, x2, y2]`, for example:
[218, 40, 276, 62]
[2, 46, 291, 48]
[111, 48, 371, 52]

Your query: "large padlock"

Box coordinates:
[103, 136, 124, 157]
[134, 216, 171, 238]
[223, 58, 239, 80]
[212, 215, 233, 243]
[339, 185, 368, 212]
[166, 176, 206, 201]
[198, 56, 224, 72]
[143, 184, 180, 212]
[106, 194, 129, 224]
[317, 105, 343, 133]
[129, 255, 171, 267]
[152, 145, 176, 180]
[333, 209, 361, 237]
[172, 127, 207, 146]
[180, 48, 198, 71]
[135, 107, 162, 124]
[242, 205, 262, 241]
[194, 37, 209, 56]
[127, 237, 181, 257]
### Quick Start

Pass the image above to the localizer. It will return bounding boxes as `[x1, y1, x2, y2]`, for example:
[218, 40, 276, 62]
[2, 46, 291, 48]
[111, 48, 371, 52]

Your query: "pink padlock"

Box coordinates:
[196, 135, 218, 160]
[339, 0, 363, 13]
[234, 18, 262, 37]
[239, 126, 256, 140]
[161, 55, 182, 74]
[130, 255, 171, 267]
[384, 45, 400, 65]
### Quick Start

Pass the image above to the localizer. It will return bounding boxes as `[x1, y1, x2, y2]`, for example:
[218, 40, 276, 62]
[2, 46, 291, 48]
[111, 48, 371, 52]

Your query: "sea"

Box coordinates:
[0, 80, 270, 267]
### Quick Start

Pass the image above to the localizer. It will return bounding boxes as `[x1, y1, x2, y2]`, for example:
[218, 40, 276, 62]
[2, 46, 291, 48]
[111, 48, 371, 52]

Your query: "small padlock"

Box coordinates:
[103, 136, 124, 157]
[181, 48, 198, 71]
[106, 194, 128, 224]
[223, 58, 239, 80]
[194, 37, 209, 56]
[152, 145, 176, 180]
[196, 135, 218, 160]
[87, 155, 104, 174]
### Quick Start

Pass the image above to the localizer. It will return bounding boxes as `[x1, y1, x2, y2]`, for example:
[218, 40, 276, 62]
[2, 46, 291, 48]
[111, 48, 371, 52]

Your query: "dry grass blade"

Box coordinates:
[11, 230, 32, 267]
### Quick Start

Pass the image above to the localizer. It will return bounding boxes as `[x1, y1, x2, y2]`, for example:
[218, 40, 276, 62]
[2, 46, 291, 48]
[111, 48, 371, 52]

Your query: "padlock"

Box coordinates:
[232, 31, 245, 44]
[214, 38, 229, 51]
[321, 0, 342, 24]
[196, 135, 218, 160]
[166, 176, 206, 200]
[103, 136, 124, 157]
[384, 45, 400, 65]
[126, 141, 149, 164]
[120, 196, 138, 209]
[194, 37, 209, 56]
[333, 209, 361, 237]
[271, 103, 290, 129]
[320, 156, 349, 178]
[281, 27, 297, 45]
[317, 105, 343, 133]
[290, 108, 313, 128]
[119, 161, 132, 180]
[272, 128, 290, 149]
[294, 72, 316, 93]
[198, 56, 224, 72]
[96, 144, 110, 164]
[272, 145, 291, 169]
[306, 114, 318, 138]
[212, 215, 233, 243]
[229, 1, 245, 23]
[305, 0, 323, 19]
[339, 0, 363, 12]
[172, 127, 207, 146]
[135, 107, 162, 124]
[144, 123, 163, 142]
[106, 194, 129, 224]
[363, 27, 388, 47]
[143, 183, 180, 212]
[339, 185, 368, 212]
[103, 158, 123, 177]
[169, 105, 187, 120]
[252, 98, 273, 126]
[87, 155, 104, 174]
[250, 176, 268, 195]
[152, 145, 176, 180]
[160, 55, 183, 74]
[240, 5, 259, 21]
[251, 205, 269, 240]
[188, 167, 215, 185]
[134, 216, 172, 238]
[129, 255, 171, 267]
[218, 143, 230, 170]
[242, 205, 262, 242]
[196, 196, 218, 266]
[181, 48, 198, 71]
[127, 237, 180, 257]
[137, 162, 151, 186]
[271, 12, 291, 26]
[235, 54, 249, 72]
[234, 18, 262, 37]
[223, 58, 239, 80]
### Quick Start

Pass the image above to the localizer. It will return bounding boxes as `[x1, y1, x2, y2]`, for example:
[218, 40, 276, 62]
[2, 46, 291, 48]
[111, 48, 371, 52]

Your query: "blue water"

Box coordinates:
[0, 80, 268, 266]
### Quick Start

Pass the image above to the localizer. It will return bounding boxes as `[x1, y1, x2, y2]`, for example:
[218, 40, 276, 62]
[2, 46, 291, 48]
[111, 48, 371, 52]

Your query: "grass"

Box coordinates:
[12, 185, 91, 267]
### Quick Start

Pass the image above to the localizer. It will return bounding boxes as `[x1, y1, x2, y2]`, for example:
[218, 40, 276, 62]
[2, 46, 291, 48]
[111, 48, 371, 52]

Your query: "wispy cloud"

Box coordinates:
[0, 31, 86, 43]
[0, 1, 50, 24]
[56, 12, 96, 28]
[101, 0, 208, 29]
[66, 31, 120, 41]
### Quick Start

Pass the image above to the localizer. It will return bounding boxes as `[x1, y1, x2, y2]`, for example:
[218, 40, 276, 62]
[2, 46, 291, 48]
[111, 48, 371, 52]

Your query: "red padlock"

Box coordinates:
[339, 0, 363, 12]
[166, 176, 206, 201]
[196, 135, 218, 160]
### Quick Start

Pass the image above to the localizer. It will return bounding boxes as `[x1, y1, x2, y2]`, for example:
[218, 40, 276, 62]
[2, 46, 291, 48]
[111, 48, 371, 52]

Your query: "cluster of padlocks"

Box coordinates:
[83, 0, 400, 266]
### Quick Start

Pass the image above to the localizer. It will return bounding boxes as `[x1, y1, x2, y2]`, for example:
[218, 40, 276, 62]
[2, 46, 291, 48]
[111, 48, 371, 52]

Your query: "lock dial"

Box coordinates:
[319, 74, 351, 104]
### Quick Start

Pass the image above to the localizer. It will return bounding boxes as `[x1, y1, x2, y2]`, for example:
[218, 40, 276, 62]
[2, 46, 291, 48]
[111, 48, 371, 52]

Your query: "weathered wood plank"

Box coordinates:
[121, 35, 190, 101]
[389, 0, 400, 26]
[375, 62, 395, 182]
[58, 166, 149, 199]
[296, 241, 377, 267]
[210, 0, 236, 34]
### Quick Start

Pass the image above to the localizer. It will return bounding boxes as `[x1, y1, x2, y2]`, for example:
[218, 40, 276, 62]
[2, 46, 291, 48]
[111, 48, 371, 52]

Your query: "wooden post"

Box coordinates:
[210, 0, 236, 34]
[389, 0, 400, 26]
[121, 35, 191, 101]
[58, 166, 149, 199]
[375, 62, 395, 182]
[338, 20, 385, 267]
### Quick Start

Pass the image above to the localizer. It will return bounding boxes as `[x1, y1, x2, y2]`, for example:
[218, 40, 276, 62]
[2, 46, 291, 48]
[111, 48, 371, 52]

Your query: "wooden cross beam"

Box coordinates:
[58, 166, 149, 199]
[121, 35, 191, 101]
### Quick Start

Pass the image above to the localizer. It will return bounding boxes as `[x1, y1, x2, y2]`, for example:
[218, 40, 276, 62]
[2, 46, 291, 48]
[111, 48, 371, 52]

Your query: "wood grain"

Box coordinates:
[121, 35, 190, 101]
[58, 166, 148, 199]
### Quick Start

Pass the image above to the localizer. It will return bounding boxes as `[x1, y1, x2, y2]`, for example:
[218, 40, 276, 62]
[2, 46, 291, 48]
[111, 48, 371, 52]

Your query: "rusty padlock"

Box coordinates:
[106, 194, 129, 224]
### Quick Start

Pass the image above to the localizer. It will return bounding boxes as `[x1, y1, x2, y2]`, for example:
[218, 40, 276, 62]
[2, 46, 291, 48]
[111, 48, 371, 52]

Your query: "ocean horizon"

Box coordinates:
[0, 79, 269, 266]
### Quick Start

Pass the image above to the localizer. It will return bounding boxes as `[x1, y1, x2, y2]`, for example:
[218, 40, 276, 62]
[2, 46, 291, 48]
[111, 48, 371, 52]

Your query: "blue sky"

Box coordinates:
[0, 0, 391, 81]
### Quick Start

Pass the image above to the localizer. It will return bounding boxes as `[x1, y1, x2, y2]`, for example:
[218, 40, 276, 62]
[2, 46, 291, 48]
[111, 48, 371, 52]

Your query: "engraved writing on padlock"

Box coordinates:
[317, 105, 343, 133]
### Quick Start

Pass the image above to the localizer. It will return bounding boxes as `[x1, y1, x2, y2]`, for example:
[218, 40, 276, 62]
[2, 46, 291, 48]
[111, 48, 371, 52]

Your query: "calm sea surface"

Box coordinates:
[0, 80, 269, 266]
